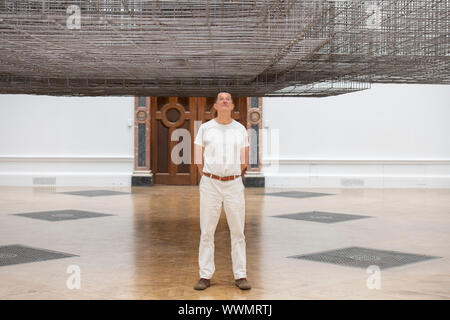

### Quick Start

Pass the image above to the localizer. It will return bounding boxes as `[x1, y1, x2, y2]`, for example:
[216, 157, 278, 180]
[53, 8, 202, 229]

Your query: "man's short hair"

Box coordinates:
[214, 92, 233, 104]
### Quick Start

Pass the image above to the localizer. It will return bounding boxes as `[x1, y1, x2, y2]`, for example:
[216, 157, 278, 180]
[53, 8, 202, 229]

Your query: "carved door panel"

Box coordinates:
[151, 97, 198, 185]
[197, 97, 248, 127]
[151, 96, 247, 185]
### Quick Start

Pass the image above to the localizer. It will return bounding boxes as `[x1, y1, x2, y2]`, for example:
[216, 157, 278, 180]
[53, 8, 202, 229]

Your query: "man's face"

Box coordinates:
[214, 92, 234, 113]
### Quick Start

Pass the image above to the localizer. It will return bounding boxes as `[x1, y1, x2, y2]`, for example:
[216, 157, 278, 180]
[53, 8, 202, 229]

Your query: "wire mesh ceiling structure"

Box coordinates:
[0, 0, 448, 97]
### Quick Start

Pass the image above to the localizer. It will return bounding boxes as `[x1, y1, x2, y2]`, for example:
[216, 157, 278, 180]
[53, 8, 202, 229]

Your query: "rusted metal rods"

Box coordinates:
[0, 0, 448, 97]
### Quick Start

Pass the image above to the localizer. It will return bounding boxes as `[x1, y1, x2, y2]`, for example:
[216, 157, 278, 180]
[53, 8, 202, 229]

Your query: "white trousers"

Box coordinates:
[198, 174, 247, 280]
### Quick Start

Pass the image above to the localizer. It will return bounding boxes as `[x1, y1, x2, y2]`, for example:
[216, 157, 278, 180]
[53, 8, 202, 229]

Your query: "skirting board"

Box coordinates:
[264, 174, 450, 188]
[2, 172, 447, 188]
[262, 158, 450, 188]
[0, 155, 134, 186]
[0, 173, 132, 187]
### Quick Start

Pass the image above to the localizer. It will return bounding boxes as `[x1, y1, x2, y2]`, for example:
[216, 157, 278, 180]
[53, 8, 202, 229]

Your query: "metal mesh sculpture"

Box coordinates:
[0, 0, 448, 96]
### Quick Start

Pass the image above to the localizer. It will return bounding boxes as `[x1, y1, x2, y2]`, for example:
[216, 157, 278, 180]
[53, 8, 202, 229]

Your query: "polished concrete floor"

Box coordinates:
[0, 186, 449, 300]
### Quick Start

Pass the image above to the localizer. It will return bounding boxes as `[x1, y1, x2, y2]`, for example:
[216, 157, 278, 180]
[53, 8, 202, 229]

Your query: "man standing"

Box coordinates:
[193, 92, 251, 290]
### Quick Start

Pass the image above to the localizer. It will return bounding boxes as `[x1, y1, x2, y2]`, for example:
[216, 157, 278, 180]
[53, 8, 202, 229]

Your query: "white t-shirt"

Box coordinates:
[194, 118, 249, 177]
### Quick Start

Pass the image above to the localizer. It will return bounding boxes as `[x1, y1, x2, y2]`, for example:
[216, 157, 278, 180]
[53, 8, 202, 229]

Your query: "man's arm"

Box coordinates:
[240, 146, 249, 175]
[194, 143, 204, 176]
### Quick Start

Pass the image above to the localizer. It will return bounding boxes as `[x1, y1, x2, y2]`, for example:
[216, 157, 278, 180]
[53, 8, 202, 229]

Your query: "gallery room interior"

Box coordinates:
[0, 0, 449, 300]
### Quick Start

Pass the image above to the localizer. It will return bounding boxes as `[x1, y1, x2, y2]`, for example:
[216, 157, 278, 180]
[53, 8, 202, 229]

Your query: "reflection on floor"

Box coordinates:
[0, 186, 449, 299]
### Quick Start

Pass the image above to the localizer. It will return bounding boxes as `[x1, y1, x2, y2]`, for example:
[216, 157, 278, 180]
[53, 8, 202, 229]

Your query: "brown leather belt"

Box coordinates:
[203, 172, 240, 181]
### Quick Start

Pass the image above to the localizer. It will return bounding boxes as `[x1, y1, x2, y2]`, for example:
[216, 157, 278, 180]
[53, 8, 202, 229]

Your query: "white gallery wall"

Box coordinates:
[0, 84, 448, 187]
[0, 95, 134, 186]
[262, 84, 450, 188]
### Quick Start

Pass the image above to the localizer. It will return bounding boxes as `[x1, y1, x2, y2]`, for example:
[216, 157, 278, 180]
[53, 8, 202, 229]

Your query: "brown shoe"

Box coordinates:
[235, 278, 251, 290]
[194, 278, 210, 290]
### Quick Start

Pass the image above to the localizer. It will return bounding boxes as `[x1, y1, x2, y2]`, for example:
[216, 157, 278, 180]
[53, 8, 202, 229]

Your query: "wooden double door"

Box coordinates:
[151, 97, 248, 185]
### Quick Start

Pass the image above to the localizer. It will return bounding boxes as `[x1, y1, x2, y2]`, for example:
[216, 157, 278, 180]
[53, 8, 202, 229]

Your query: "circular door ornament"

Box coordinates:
[166, 108, 180, 122]
[161, 103, 185, 128]
[137, 111, 147, 121]
[249, 111, 261, 124]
